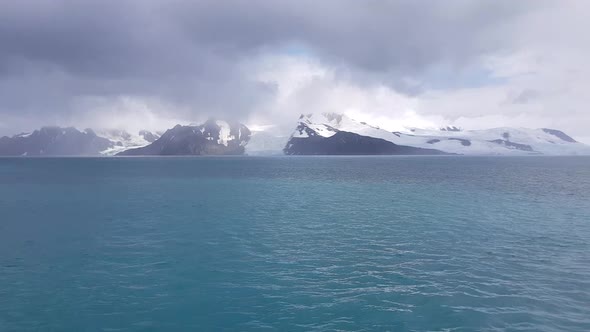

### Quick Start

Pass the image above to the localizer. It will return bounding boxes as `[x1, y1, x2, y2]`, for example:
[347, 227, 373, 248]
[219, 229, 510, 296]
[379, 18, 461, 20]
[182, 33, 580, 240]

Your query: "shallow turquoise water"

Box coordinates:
[0, 156, 589, 331]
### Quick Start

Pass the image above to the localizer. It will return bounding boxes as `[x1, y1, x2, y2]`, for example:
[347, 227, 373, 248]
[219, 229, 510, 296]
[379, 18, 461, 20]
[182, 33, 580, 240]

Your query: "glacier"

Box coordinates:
[280, 113, 590, 156]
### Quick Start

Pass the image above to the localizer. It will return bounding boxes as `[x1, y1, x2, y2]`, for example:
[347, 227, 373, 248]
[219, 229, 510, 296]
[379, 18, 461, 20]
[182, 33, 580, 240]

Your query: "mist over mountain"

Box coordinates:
[0, 127, 113, 156]
[1, 1, 590, 144]
[1, 113, 588, 156]
[118, 120, 250, 156]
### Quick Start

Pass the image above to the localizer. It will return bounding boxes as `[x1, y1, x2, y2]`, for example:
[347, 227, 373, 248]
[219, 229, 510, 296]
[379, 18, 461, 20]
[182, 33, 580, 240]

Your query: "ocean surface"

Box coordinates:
[1, 156, 589, 331]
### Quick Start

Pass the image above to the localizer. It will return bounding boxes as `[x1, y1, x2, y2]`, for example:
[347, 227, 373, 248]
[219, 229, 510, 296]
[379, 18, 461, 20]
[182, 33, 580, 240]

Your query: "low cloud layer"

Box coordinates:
[0, 0, 589, 142]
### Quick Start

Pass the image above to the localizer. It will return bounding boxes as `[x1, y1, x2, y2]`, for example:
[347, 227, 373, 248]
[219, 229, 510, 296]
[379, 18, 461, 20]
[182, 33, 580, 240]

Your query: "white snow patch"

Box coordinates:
[216, 120, 234, 146]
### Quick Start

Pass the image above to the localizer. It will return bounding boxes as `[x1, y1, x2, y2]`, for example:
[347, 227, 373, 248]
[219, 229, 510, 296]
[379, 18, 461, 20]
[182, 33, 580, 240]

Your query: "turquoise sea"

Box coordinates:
[1, 156, 589, 331]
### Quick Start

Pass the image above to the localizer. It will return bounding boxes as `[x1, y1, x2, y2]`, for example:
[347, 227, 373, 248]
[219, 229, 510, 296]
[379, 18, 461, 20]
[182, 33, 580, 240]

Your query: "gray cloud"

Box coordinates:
[511, 89, 540, 104]
[2, 0, 582, 137]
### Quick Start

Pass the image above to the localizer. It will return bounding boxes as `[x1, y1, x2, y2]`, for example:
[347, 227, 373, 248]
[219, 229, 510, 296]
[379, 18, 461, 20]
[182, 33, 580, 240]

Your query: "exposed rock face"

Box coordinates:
[284, 131, 449, 155]
[0, 127, 113, 156]
[448, 138, 472, 146]
[441, 126, 461, 132]
[118, 119, 251, 156]
[489, 139, 533, 152]
[542, 128, 577, 143]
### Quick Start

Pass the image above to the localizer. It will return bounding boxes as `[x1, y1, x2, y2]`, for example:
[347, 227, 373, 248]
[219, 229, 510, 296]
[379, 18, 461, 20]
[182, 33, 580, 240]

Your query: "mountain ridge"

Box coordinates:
[0, 126, 113, 156]
[117, 119, 251, 156]
[280, 113, 590, 156]
[0, 113, 587, 156]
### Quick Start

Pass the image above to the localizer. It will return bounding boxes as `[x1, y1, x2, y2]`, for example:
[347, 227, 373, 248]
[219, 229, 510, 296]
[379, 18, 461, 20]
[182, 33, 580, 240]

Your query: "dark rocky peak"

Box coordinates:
[294, 123, 319, 137]
[440, 126, 461, 132]
[118, 119, 251, 156]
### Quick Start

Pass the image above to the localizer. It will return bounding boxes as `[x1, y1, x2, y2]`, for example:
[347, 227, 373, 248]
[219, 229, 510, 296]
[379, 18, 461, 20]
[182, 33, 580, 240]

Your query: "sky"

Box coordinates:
[0, 0, 589, 142]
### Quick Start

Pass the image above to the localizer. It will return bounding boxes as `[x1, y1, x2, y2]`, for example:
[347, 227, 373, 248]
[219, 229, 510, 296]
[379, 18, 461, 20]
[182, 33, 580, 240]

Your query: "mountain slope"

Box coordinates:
[285, 131, 449, 155]
[284, 113, 449, 155]
[284, 113, 590, 156]
[118, 120, 251, 156]
[408, 126, 590, 155]
[0, 127, 113, 156]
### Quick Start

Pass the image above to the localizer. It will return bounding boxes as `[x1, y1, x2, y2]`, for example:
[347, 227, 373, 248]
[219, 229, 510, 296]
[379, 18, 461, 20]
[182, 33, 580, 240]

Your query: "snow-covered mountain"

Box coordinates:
[0, 121, 249, 156]
[118, 119, 251, 156]
[283, 113, 590, 155]
[2, 115, 586, 156]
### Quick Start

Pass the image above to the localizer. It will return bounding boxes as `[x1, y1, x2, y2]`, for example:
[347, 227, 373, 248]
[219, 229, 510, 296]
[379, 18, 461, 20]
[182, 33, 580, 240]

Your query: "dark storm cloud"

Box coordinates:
[0, 0, 545, 132]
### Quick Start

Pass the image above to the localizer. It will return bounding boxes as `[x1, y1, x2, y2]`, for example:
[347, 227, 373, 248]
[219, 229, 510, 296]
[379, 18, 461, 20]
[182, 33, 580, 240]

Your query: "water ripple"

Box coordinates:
[1, 156, 589, 331]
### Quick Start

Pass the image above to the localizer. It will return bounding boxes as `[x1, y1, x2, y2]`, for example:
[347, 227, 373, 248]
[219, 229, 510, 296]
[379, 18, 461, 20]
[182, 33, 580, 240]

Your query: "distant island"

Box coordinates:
[1, 113, 589, 156]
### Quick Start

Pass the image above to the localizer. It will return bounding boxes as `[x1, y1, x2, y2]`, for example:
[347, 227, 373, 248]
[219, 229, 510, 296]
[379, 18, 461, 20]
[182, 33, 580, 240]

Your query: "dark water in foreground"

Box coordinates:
[0, 156, 589, 331]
